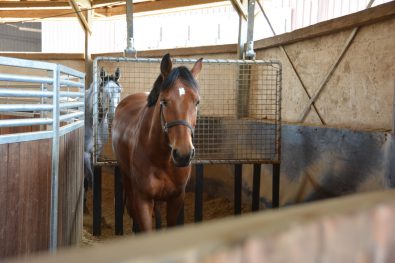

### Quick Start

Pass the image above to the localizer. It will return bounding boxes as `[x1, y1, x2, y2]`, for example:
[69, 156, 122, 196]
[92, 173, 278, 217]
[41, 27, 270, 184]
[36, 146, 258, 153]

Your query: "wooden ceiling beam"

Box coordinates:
[68, 0, 92, 34]
[0, 0, 226, 19]
[0, 1, 70, 9]
[95, 0, 226, 16]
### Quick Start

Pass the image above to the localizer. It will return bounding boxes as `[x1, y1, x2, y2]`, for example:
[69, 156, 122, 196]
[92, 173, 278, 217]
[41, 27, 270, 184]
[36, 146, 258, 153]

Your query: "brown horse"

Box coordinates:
[112, 54, 203, 231]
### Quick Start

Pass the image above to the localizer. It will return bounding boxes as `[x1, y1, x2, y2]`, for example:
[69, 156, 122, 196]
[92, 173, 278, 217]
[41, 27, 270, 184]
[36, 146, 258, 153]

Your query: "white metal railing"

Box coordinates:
[0, 56, 85, 252]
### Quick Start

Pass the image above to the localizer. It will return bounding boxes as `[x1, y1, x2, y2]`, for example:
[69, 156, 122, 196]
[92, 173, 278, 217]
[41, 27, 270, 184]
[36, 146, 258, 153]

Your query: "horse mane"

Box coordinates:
[147, 66, 199, 107]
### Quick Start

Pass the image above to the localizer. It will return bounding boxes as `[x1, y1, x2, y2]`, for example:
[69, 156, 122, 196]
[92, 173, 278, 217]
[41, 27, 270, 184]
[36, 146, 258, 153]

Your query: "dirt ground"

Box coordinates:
[81, 166, 252, 247]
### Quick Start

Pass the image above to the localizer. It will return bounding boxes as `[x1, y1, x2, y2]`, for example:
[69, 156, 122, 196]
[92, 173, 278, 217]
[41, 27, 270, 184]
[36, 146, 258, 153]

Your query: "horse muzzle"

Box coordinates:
[171, 148, 195, 167]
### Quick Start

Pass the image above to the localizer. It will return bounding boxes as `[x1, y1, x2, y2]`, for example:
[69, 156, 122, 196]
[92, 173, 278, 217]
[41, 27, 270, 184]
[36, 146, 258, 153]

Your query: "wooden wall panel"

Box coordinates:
[57, 127, 84, 248]
[0, 140, 51, 258]
[0, 126, 83, 259]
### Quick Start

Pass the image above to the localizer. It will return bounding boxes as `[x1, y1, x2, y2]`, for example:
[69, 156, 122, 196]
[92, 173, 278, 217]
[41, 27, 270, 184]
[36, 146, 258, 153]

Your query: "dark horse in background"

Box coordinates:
[84, 67, 122, 211]
[112, 54, 203, 231]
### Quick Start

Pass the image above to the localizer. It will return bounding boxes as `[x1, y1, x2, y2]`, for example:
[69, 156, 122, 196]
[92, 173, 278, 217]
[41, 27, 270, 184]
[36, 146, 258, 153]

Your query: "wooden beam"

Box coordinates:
[68, 0, 92, 34]
[76, 0, 93, 8]
[0, 1, 70, 9]
[0, 0, 225, 19]
[5, 190, 395, 263]
[230, 0, 247, 20]
[255, 0, 395, 50]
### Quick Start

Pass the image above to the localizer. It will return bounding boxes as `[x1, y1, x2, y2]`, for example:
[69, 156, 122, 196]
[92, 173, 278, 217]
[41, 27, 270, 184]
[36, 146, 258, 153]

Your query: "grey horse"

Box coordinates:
[84, 67, 122, 211]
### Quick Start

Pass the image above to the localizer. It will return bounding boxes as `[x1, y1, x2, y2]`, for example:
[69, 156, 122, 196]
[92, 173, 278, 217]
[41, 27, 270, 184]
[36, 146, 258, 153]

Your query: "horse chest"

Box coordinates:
[145, 169, 189, 200]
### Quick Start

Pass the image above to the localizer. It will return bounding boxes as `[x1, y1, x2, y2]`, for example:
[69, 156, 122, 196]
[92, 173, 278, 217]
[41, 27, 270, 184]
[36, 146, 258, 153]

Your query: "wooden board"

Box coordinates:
[5, 190, 395, 263]
[0, 139, 51, 258]
[255, 1, 395, 50]
[0, 127, 84, 259]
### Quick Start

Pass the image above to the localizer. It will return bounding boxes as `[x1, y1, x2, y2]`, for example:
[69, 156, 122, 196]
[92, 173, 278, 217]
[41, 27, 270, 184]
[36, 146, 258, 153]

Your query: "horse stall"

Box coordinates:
[0, 56, 85, 259]
[82, 1, 395, 242]
[89, 56, 281, 235]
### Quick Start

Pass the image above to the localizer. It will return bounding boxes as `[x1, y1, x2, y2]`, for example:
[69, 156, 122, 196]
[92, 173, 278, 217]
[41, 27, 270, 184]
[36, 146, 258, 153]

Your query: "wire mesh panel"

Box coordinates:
[93, 57, 281, 165]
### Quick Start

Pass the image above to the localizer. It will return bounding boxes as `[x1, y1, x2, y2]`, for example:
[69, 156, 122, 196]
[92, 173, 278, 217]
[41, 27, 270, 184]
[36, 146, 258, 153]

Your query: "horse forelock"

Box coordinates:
[147, 66, 199, 107]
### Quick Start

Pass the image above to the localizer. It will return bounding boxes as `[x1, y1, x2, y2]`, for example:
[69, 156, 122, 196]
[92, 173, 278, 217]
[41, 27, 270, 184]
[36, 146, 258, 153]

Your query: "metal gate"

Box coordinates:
[92, 57, 281, 165]
[91, 56, 282, 235]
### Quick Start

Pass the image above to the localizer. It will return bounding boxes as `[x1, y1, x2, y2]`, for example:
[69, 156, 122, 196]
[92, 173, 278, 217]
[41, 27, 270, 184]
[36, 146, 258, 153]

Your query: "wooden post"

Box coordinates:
[84, 7, 93, 89]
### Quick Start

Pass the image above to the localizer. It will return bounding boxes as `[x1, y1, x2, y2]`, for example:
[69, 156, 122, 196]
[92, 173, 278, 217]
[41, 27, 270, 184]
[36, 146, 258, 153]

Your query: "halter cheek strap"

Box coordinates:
[160, 104, 195, 138]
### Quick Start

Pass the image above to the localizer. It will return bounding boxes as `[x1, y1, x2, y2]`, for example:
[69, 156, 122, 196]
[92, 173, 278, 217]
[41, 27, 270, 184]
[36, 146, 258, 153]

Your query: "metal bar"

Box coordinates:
[124, 0, 136, 56]
[245, 0, 256, 59]
[114, 166, 124, 235]
[252, 164, 261, 211]
[0, 130, 53, 144]
[93, 165, 102, 236]
[234, 164, 242, 215]
[58, 120, 84, 136]
[59, 79, 85, 88]
[49, 66, 60, 252]
[0, 73, 53, 84]
[0, 118, 52, 127]
[0, 88, 53, 97]
[176, 205, 184, 226]
[194, 164, 204, 222]
[0, 56, 56, 71]
[272, 163, 280, 208]
[0, 104, 53, 112]
[58, 64, 86, 79]
[59, 91, 84, 97]
[59, 101, 84, 109]
[59, 111, 84, 122]
[95, 56, 281, 65]
[92, 60, 98, 165]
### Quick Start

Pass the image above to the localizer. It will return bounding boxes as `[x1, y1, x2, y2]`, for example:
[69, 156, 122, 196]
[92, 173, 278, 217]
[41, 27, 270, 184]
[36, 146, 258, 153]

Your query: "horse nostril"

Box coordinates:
[191, 148, 195, 158]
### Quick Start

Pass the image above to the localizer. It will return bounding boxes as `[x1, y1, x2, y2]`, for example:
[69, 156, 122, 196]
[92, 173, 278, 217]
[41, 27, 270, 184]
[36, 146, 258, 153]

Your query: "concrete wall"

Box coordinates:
[255, 14, 395, 131]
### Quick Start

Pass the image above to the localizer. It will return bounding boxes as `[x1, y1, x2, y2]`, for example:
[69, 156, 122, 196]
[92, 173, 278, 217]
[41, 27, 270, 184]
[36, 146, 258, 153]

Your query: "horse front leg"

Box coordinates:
[132, 194, 155, 232]
[166, 193, 185, 227]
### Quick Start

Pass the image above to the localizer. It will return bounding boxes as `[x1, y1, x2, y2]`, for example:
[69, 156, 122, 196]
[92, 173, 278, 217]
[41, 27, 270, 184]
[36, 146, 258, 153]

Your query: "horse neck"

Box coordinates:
[143, 103, 170, 156]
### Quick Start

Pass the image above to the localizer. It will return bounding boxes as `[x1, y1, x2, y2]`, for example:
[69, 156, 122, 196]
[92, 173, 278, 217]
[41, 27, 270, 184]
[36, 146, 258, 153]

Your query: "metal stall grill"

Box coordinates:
[0, 56, 85, 252]
[92, 57, 281, 166]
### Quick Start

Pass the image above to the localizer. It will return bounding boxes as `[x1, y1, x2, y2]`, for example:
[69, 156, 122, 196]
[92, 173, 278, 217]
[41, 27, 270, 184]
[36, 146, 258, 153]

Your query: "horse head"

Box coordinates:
[148, 54, 203, 167]
[100, 67, 122, 121]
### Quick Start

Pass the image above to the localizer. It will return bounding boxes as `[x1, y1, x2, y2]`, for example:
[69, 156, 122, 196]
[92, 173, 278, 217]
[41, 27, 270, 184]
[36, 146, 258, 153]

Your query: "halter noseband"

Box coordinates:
[160, 103, 195, 138]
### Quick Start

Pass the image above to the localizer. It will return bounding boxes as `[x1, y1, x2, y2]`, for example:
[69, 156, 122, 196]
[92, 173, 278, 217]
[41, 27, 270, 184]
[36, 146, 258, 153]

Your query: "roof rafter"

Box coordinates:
[0, 0, 226, 20]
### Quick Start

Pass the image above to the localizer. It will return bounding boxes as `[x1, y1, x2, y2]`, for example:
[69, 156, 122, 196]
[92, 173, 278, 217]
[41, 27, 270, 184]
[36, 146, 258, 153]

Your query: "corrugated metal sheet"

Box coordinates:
[40, 0, 392, 53]
[0, 22, 41, 52]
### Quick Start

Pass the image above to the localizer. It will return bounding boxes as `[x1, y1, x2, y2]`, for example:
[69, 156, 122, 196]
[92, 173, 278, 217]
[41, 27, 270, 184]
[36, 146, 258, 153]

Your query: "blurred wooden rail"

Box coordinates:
[6, 190, 395, 263]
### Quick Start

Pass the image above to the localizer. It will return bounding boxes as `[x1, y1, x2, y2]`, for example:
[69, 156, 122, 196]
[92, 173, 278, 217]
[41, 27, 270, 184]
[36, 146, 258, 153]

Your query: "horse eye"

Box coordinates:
[160, 100, 168, 107]
[196, 100, 200, 106]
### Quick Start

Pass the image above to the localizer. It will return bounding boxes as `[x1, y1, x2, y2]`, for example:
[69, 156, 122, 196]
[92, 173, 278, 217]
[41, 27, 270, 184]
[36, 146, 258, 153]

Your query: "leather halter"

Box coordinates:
[160, 102, 195, 139]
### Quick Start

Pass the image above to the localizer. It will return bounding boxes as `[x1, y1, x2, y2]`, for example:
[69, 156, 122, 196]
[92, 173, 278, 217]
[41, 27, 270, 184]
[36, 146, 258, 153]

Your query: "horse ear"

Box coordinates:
[115, 67, 121, 81]
[147, 75, 162, 107]
[160, 53, 172, 78]
[100, 67, 106, 80]
[191, 58, 203, 78]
